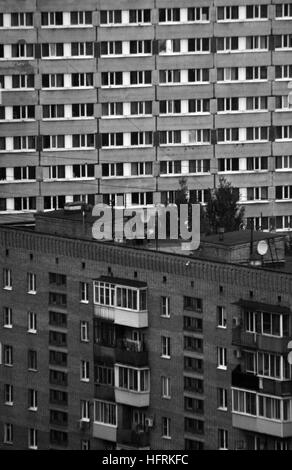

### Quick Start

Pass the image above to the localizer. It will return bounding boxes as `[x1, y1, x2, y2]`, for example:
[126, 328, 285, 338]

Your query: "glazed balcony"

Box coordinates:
[232, 368, 292, 397]
[94, 338, 148, 367]
[93, 277, 148, 328]
[232, 414, 292, 438]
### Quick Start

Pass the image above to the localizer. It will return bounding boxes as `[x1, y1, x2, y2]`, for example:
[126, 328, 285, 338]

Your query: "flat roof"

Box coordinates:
[95, 275, 147, 289]
[201, 230, 281, 247]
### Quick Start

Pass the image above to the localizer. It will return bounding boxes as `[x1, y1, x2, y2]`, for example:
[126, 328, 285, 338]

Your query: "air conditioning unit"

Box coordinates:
[145, 417, 154, 428]
[79, 419, 90, 431]
[232, 317, 241, 327]
[234, 349, 242, 359]
[259, 378, 263, 390]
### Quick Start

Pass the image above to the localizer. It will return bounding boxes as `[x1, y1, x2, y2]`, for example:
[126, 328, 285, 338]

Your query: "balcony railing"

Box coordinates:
[94, 338, 149, 367]
[94, 304, 148, 328]
[94, 383, 115, 401]
[232, 367, 292, 396]
[117, 428, 150, 448]
[232, 327, 291, 353]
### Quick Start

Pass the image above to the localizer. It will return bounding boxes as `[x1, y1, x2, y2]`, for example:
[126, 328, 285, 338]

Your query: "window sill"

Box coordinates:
[27, 329, 37, 334]
[28, 407, 38, 412]
[217, 325, 227, 330]
[27, 291, 37, 295]
[161, 355, 171, 360]
[3, 286, 12, 291]
[3, 325, 13, 329]
[80, 379, 90, 383]
[80, 300, 89, 304]
[217, 366, 227, 371]
[4, 402, 13, 406]
[162, 436, 172, 440]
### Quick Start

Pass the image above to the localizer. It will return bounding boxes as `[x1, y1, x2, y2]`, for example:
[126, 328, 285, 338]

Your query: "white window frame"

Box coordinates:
[80, 360, 90, 382]
[217, 347, 227, 370]
[161, 376, 171, 398]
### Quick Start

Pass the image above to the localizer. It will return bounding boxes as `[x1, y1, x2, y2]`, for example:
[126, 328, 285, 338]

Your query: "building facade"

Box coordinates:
[0, 0, 292, 230]
[0, 209, 292, 450]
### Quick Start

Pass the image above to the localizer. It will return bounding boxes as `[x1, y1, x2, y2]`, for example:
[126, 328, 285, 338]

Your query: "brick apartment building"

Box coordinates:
[1, 0, 292, 231]
[0, 206, 292, 450]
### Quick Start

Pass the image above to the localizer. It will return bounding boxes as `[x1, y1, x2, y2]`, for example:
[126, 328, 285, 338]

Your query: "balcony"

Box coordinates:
[93, 422, 117, 442]
[115, 389, 150, 408]
[232, 327, 291, 353]
[232, 368, 259, 392]
[94, 383, 115, 401]
[94, 339, 148, 367]
[232, 413, 292, 438]
[232, 367, 292, 396]
[94, 304, 148, 329]
[116, 339, 148, 367]
[117, 428, 150, 449]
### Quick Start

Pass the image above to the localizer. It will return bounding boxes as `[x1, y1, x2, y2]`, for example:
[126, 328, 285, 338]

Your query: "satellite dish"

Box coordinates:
[257, 240, 268, 256]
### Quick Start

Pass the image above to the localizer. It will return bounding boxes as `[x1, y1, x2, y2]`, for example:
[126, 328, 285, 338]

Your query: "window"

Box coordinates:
[28, 389, 38, 410]
[71, 42, 93, 57]
[161, 376, 171, 399]
[161, 297, 170, 318]
[49, 292, 67, 307]
[217, 306, 227, 328]
[218, 389, 228, 410]
[49, 273, 66, 287]
[50, 389, 68, 406]
[189, 160, 210, 174]
[217, 37, 239, 52]
[184, 337, 203, 353]
[41, 43, 64, 58]
[162, 417, 171, 438]
[101, 41, 122, 56]
[130, 101, 152, 116]
[13, 167, 36, 181]
[184, 377, 204, 393]
[72, 73, 93, 88]
[50, 430, 68, 447]
[13, 135, 36, 151]
[217, 6, 239, 21]
[44, 196, 66, 211]
[11, 105, 35, 120]
[3, 423, 13, 444]
[43, 135, 65, 150]
[4, 384, 13, 405]
[94, 400, 117, 426]
[246, 66, 267, 81]
[275, 126, 292, 141]
[42, 73, 64, 89]
[28, 312, 37, 333]
[184, 296, 202, 312]
[28, 350, 37, 371]
[131, 162, 152, 176]
[275, 34, 292, 50]
[217, 347, 227, 369]
[41, 12, 63, 26]
[101, 71, 123, 87]
[245, 351, 256, 374]
[72, 134, 95, 149]
[245, 36, 268, 51]
[257, 352, 282, 379]
[129, 40, 152, 55]
[81, 400, 90, 421]
[184, 417, 204, 435]
[118, 366, 149, 392]
[12, 74, 34, 89]
[3, 268, 12, 289]
[184, 317, 203, 333]
[246, 5, 267, 19]
[188, 7, 209, 22]
[218, 429, 228, 450]
[161, 336, 171, 358]
[80, 282, 89, 303]
[49, 311, 67, 329]
[276, 4, 292, 18]
[81, 322, 89, 342]
[100, 10, 122, 25]
[28, 429, 37, 450]
[81, 361, 90, 381]
[184, 356, 203, 373]
[27, 273, 36, 294]
[217, 67, 239, 82]
[70, 11, 92, 26]
[184, 397, 204, 414]
[95, 365, 114, 386]
[275, 65, 292, 80]
[129, 9, 151, 24]
[159, 8, 180, 23]
[11, 12, 33, 27]
[3, 307, 12, 328]
[130, 70, 152, 86]
[43, 104, 64, 119]
[4, 345, 13, 366]
[102, 163, 124, 177]
[49, 331, 67, 348]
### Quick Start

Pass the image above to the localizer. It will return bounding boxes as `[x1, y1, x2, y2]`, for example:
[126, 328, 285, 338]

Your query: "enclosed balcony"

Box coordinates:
[232, 387, 292, 437]
[232, 366, 292, 397]
[114, 364, 150, 407]
[93, 277, 148, 328]
[93, 399, 117, 442]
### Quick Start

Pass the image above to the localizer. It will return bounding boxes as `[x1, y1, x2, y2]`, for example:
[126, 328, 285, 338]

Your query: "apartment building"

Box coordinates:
[1, 0, 292, 231]
[0, 206, 292, 449]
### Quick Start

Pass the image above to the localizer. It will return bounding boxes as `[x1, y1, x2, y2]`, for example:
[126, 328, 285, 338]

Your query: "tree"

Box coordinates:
[206, 177, 245, 233]
[175, 177, 208, 234]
